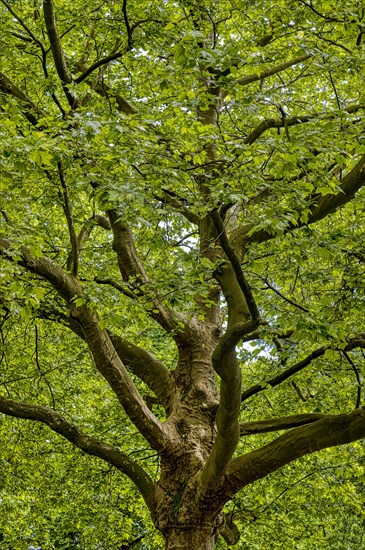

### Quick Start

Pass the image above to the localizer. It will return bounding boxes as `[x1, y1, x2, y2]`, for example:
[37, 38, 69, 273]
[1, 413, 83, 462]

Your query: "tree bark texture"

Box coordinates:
[164, 528, 216, 550]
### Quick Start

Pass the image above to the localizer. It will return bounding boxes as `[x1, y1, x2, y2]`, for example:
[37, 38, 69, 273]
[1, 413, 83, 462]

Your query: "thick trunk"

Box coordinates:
[164, 528, 216, 550]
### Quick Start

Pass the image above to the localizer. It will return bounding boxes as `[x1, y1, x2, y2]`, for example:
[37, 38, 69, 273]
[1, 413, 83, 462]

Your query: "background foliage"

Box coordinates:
[0, 0, 364, 547]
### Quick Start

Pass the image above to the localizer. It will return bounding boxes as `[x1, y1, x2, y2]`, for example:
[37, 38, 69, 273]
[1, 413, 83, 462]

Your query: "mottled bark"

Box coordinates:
[164, 528, 216, 550]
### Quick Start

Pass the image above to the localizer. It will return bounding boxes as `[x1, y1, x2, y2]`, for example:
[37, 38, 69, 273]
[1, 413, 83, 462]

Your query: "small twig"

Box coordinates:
[341, 350, 362, 409]
[35, 325, 56, 408]
[94, 277, 137, 300]
[328, 71, 342, 110]
[1, 0, 45, 51]
[263, 276, 309, 313]
[57, 163, 78, 276]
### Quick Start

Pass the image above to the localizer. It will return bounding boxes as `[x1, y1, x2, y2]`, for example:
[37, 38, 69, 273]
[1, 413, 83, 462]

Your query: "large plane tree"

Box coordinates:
[0, 0, 364, 548]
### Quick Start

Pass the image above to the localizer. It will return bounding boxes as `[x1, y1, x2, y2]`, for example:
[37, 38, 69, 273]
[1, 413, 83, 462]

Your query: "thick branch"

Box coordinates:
[198, 349, 242, 494]
[210, 209, 260, 324]
[240, 413, 329, 435]
[241, 335, 365, 402]
[43, 0, 72, 84]
[0, 238, 83, 302]
[214, 320, 257, 367]
[109, 333, 173, 412]
[34, 305, 172, 411]
[43, 0, 77, 109]
[0, 395, 155, 511]
[309, 154, 365, 223]
[0, 240, 172, 451]
[0, 71, 40, 125]
[108, 209, 149, 284]
[234, 154, 365, 248]
[226, 408, 365, 496]
[231, 54, 311, 90]
[107, 209, 183, 334]
[244, 104, 363, 145]
[70, 305, 171, 451]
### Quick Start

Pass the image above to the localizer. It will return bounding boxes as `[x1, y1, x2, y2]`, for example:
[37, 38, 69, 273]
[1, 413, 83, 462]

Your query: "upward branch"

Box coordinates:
[225, 408, 365, 497]
[27, 304, 173, 412]
[43, 0, 72, 84]
[198, 347, 242, 495]
[43, 0, 77, 108]
[0, 71, 41, 125]
[210, 209, 260, 325]
[107, 209, 185, 334]
[233, 154, 365, 249]
[58, 163, 78, 275]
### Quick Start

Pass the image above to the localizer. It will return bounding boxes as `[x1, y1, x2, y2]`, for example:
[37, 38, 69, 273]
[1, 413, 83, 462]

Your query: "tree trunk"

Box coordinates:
[164, 528, 216, 550]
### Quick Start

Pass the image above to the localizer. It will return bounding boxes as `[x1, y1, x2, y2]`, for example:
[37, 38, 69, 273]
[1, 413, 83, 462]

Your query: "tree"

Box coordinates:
[0, 0, 364, 548]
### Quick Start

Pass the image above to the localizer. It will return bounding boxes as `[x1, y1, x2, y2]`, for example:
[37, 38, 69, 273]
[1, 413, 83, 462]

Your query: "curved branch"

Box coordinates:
[0, 239, 172, 451]
[210, 209, 260, 324]
[234, 154, 365, 249]
[0, 395, 156, 511]
[198, 349, 242, 494]
[75, 52, 124, 84]
[241, 334, 365, 402]
[226, 408, 365, 497]
[214, 320, 257, 367]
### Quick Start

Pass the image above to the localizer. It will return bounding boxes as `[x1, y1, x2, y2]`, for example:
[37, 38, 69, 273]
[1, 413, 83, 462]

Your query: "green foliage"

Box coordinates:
[0, 0, 364, 547]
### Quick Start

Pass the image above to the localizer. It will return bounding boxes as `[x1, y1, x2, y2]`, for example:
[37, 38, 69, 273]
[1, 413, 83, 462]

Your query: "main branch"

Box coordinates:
[234, 154, 365, 249]
[0, 239, 173, 451]
[226, 408, 365, 496]
[107, 209, 185, 334]
[0, 395, 156, 511]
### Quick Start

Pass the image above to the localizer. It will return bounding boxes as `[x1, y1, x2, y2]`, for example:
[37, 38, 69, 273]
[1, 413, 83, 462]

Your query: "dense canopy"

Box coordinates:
[0, 0, 364, 548]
